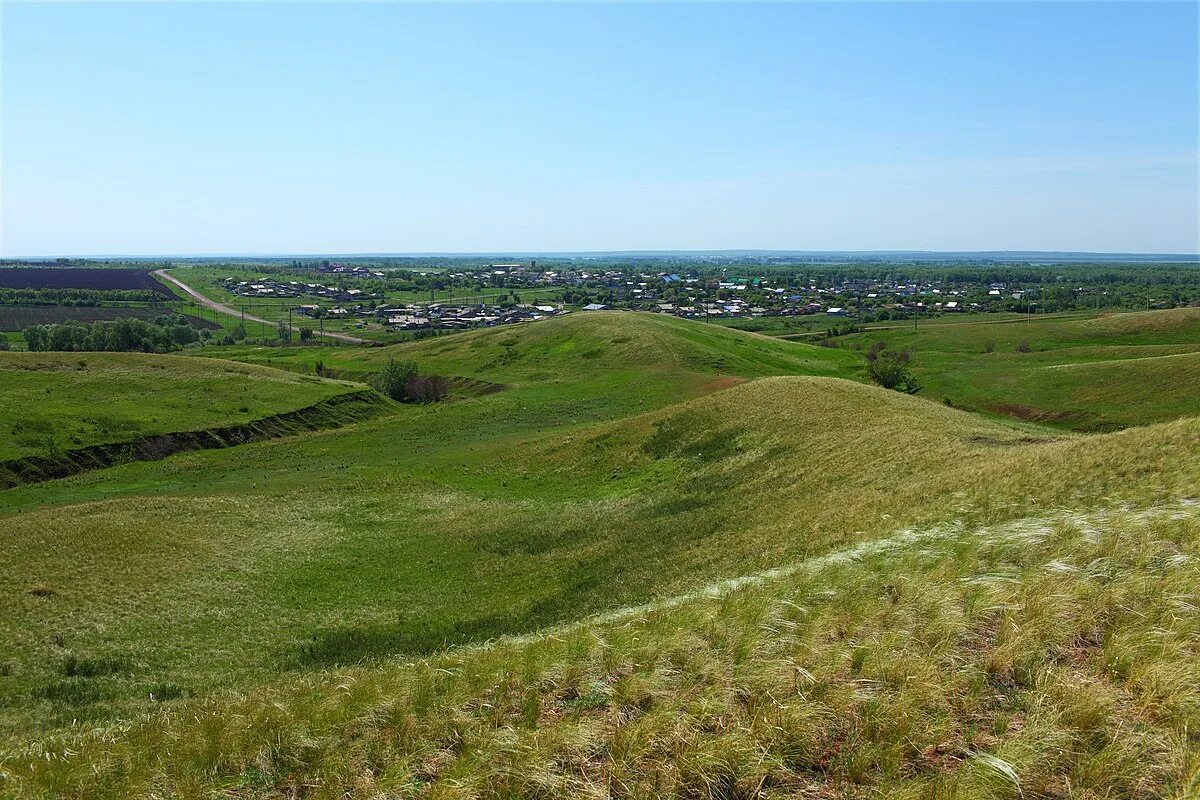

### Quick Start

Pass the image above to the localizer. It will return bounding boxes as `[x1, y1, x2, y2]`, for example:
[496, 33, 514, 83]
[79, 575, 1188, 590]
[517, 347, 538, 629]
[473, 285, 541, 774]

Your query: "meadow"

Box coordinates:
[830, 306, 1200, 430]
[1, 309, 1198, 798]
[0, 352, 363, 461]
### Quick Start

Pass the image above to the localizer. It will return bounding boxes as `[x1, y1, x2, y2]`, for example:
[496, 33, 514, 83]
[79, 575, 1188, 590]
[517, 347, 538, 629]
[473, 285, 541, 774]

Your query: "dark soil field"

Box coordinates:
[0, 268, 174, 295]
[0, 306, 219, 331]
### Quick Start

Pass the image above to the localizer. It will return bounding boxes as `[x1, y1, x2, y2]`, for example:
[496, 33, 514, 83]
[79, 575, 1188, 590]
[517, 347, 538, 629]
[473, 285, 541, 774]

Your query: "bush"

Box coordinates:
[372, 359, 450, 403]
[984, 340, 995, 353]
[868, 353, 922, 393]
[299, 327, 314, 342]
[1015, 340, 1031, 353]
[405, 374, 450, 404]
[372, 359, 418, 401]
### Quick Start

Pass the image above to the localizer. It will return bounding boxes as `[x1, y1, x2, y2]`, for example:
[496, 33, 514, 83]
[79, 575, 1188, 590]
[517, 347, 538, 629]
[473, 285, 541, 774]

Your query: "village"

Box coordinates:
[216, 264, 1046, 332]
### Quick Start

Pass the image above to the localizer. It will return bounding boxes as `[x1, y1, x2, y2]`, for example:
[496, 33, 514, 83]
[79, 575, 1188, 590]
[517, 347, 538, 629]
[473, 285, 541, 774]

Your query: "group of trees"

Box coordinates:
[371, 359, 449, 404]
[22, 315, 209, 353]
[0, 288, 160, 306]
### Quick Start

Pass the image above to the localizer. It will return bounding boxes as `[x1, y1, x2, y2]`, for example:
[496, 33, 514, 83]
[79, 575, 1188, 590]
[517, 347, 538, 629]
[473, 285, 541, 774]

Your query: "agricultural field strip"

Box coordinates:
[0, 269, 172, 294]
[416, 498, 1200, 658]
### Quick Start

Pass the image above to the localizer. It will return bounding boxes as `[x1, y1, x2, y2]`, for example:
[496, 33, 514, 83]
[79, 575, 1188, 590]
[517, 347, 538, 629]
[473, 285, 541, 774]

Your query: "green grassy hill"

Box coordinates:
[0, 352, 365, 462]
[4, 408, 1198, 798]
[224, 310, 862, 381]
[2, 311, 1198, 798]
[835, 307, 1200, 430]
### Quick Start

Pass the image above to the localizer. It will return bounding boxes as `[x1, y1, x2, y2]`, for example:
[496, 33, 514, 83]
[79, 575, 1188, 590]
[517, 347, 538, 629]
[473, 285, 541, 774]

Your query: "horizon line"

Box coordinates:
[4, 248, 1199, 261]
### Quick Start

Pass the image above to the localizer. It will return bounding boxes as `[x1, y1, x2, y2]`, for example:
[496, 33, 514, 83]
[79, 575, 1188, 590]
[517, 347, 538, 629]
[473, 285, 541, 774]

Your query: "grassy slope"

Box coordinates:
[1, 377, 1197, 736]
[0, 315, 862, 729]
[837, 307, 1200, 430]
[0, 352, 363, 461]
[6, 435, 1200, 798]
[3, 312, 1199, 796]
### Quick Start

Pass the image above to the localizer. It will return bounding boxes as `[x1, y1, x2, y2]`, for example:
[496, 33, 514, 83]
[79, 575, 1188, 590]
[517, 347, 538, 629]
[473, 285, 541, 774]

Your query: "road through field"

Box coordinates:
[153, 270, 368, 345]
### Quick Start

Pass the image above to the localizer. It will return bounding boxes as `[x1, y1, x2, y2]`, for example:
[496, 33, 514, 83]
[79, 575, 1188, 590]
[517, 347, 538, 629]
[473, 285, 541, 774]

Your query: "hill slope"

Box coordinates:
[0, 351, 365, 462]
[836, 307, 1200, 430]
[2, 373, 1197, 735]
[3, 311, 1199, 797]
[5, 437, 1198, 798]
[220, 310, 863, 383]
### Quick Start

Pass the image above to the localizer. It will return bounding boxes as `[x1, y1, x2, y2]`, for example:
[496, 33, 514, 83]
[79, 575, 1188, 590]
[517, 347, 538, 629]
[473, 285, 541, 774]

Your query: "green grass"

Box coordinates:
[1, 310, 1198, 797]
[6, 501, 1198, 798]
[834, 307, 1200, 430]
[0, 351, 363, 461]
[1, 374, 1197, 735]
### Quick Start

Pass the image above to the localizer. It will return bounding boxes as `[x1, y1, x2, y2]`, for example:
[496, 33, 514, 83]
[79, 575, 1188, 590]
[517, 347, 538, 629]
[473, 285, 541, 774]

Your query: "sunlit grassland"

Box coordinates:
[6, 501, 1198, 798]
[0, 351, 362, 461]
[213, 310, 864, 383]
[2, 309, 1199, 797]
[2, 375, 1197, 735]
[836, 307, 1200, 430]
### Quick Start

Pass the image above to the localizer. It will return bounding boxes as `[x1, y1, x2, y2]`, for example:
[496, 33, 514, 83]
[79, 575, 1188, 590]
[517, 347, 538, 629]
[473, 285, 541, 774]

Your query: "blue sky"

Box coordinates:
[2, 2, 1197, 256]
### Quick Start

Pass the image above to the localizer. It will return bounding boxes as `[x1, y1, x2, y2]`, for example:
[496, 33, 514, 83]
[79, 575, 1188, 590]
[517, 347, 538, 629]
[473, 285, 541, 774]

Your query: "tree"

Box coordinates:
[276, 320, 292, 344]
[299, 327, 314, 342]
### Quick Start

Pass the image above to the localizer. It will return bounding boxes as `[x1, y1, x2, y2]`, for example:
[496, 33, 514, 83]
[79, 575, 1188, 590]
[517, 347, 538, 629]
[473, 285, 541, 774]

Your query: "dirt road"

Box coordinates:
[153, 269, 368, 345]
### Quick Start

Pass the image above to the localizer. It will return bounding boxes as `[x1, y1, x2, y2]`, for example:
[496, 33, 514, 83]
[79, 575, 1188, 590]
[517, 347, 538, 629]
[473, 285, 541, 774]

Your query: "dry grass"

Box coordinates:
[5, 502, 1196, 798]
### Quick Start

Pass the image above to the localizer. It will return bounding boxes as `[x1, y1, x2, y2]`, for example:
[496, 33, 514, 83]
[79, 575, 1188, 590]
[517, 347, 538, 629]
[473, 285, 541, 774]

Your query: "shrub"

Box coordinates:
[405, 374, 450, 404]
[868, 353, 922, 393]
[372, 359, 418, 401]
[984, 340, 995, 353]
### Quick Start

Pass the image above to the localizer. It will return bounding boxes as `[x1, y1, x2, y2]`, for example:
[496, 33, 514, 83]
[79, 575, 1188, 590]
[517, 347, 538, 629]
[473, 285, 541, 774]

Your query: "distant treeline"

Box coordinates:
[0, 288, 162, 306]
[23, 315, 212, 353]
[751, 262, 1200, 287]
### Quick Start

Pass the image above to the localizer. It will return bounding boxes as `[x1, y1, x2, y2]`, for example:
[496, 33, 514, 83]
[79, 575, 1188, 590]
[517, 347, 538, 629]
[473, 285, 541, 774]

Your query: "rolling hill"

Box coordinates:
[835, 307, 1200, 430]
[1, 311, 1198, 798]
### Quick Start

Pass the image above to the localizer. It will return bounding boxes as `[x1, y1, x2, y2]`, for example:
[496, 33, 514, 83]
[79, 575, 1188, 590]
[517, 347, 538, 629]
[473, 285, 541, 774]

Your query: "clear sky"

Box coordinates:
[2, 1, 1197, 256]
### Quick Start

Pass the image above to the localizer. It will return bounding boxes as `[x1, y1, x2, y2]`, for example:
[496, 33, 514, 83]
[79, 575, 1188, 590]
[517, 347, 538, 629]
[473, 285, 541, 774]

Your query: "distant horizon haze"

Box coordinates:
[4, 249, 1197, 264]
[2, 2, 1197, 256]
